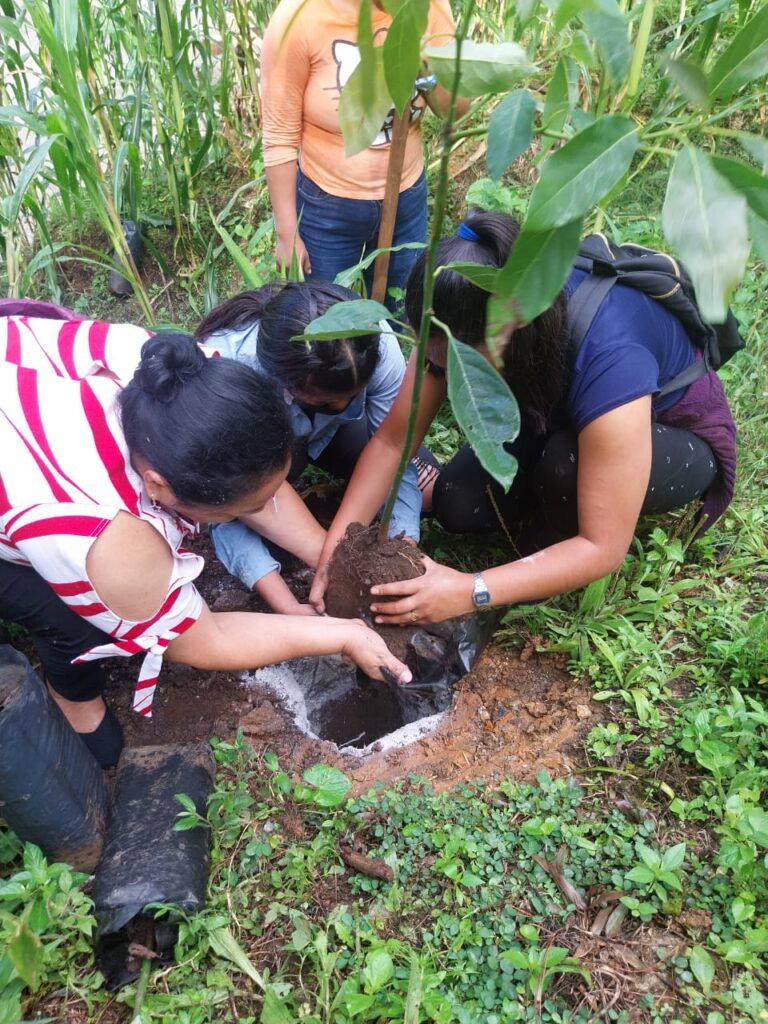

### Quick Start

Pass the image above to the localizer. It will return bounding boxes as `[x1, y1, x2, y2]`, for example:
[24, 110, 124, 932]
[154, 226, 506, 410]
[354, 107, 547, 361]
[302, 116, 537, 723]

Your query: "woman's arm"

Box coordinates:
[369, 398, 654, 622]
[238, 479, 325, 568]
[309, 352, 447, 610]
[266, 163, 311, 275]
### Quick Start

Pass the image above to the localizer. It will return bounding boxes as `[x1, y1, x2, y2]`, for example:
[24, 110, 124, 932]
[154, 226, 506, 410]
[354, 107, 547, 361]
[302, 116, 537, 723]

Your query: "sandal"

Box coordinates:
[412, 455, 441, 493]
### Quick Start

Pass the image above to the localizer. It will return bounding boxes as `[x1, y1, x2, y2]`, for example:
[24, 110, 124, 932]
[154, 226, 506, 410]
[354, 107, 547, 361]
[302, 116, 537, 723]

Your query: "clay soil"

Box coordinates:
[101, 533, 598, 792]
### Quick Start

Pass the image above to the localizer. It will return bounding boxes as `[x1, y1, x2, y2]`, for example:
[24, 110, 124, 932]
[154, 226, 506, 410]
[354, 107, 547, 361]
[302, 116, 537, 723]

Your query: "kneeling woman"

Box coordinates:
[196, 281, 435, 614]
[0, 316, 411, 766]
[310, 212, 736, 622]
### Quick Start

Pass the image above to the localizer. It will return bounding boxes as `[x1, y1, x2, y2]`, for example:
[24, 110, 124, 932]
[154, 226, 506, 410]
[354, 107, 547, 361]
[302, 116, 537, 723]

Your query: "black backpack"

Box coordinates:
[567, 234, 746, 397]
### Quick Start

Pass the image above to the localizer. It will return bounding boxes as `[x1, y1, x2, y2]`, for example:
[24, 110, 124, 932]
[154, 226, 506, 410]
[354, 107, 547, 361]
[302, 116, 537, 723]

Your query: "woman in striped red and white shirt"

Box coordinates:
[0, 313, 411, 766]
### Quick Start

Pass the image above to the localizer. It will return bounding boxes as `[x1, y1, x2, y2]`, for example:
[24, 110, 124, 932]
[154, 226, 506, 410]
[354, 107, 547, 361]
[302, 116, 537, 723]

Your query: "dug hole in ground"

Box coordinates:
[102, 521, 599, 793]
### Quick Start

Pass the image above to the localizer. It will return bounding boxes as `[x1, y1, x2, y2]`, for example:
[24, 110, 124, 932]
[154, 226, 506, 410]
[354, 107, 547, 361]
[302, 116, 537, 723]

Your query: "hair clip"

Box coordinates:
[457, 222, 481, 242]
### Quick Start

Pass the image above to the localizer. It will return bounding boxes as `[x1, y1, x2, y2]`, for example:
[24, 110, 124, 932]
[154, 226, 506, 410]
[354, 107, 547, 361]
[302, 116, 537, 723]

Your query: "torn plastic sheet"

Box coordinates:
[0, 644, 107, 872]
[94, 743, 214, 990]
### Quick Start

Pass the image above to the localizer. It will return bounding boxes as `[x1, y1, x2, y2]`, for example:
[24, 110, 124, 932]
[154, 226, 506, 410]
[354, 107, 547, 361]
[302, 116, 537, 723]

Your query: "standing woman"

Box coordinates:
[260, 0, 469, 306]
[0, 316, 411, 767]
[310, 212, 737, 622]
[196, 281, 436, 613]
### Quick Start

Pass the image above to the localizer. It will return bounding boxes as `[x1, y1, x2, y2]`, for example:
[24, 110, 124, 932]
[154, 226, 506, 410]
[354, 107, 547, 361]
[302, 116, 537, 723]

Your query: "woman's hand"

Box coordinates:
[309, 557, 331, 614]
[342, 619, 412, 684]
[275, 232, 311, 277]
[369, 556, 474, 625]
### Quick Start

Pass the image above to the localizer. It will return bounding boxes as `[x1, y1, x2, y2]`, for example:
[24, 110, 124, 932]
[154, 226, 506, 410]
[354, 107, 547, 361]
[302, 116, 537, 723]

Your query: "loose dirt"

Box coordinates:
[101, 533, 597, 792]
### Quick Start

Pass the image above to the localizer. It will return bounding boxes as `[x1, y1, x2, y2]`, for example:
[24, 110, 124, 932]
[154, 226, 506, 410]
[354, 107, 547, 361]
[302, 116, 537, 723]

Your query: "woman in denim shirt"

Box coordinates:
[196, 282, 436, 613]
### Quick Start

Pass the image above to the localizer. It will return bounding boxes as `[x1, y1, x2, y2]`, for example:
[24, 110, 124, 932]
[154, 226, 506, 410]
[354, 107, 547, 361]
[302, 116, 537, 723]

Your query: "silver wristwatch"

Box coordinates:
[472, 572, 491, 609]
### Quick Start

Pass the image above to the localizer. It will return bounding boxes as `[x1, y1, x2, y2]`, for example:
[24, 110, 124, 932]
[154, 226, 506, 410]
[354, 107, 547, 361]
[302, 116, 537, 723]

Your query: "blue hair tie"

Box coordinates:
[457, 222, 480, 242]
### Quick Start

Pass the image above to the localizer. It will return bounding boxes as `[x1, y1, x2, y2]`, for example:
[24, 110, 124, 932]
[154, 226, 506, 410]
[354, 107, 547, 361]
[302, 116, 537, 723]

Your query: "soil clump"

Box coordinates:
[324, 522, 426, 661]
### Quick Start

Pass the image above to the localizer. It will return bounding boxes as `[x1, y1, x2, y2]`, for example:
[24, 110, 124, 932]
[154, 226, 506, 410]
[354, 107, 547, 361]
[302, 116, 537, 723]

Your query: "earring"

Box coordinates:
[150, 495, 161, 512]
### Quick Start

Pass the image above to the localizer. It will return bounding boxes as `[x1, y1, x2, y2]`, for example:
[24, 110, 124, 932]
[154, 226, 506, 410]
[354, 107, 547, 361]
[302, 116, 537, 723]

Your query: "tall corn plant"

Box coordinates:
[300, 0, 767, 531]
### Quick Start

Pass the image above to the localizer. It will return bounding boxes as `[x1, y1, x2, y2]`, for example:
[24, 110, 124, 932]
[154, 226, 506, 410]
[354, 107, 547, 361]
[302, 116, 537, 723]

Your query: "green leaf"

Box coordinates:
[357, 0, 376, 115]
[213, 219, 263, 288]
[709, 155, 768, 223]
[663, 57, 711, 109]
[8, 919, 42, 991]
[547, 0, 598, 33]
[749, 210, 768, 264]
[708, 4, 768, 102]
[261, 985, 295, 1024]
[403, 954, 423, 1024]
[737, 132, 768, 169]
[424, 41, 538, 97]
[638, 843, 661, 871]
[501, 948, 530, 970]
[688, 945, 715, 993]
[580, 0, 631, 85]
[384, 0, 428, 113]
[660, 842, 686, 872]
[5, 136, 57, 230]
[626, 865, 655, 886]
[662, 146, 749, 323]
[487, 89, 536, 179]
[343, 991, 376, 1015]
[539, 57, 572, 156]
[208, 925, 266, 989]
[447, 336, 520, 490]
[362, 949, 394, 993]
[744, 807, 768, 847]
[338, 49, 392, 157]
[442, 261, 498, 292]
[333, 240, 425, 289]
[494, 218, 583, 325]
[526, 116, 638, 229]
[300, 764, 352, 807]
[298, 299, 392, 340]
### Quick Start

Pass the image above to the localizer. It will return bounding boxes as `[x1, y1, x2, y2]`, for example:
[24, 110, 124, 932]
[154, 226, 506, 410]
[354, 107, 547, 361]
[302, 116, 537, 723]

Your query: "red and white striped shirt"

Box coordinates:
[0, 316, 205, 716]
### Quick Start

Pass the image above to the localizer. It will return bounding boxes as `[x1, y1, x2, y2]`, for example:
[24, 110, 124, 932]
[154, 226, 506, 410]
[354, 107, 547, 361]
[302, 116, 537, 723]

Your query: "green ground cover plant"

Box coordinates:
[0, 0, 766, 1020]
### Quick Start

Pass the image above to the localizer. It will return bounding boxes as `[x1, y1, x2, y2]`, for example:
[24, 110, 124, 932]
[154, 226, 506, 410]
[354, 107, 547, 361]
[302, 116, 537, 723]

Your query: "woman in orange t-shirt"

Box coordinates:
[260, 0, 468, 308]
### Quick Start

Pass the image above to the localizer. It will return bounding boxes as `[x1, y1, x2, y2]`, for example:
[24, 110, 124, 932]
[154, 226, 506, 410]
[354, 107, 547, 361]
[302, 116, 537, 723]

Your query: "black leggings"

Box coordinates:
[0, 560, 115, 701]
[432, 423, 717, 545]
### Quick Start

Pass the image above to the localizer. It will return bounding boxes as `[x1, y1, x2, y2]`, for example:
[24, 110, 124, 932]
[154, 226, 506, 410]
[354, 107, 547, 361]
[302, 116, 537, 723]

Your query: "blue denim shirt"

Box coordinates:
[208, 321, 422, 587]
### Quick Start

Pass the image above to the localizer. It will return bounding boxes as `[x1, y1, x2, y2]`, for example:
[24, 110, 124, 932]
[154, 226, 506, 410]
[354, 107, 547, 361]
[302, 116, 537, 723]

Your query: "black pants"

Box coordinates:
[432, 423, 717, 546]
[0, 560, 114, 701]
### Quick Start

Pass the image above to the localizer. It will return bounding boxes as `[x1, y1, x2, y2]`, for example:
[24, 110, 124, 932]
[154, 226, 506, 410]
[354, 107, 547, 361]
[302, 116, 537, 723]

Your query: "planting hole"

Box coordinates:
[245, 656, 449, 752]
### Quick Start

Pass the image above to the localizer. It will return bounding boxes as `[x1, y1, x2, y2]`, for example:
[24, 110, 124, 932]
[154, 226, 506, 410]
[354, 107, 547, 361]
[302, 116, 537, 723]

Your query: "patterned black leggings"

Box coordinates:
[432, 424, 717, 547]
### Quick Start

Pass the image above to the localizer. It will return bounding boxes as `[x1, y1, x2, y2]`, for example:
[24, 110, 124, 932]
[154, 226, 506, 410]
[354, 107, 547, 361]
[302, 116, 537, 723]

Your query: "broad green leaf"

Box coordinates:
[487, 89, 536, 179]
[298, 299, 392, 340]
[568, 30, 595, 68]
[626, 865, 655, 886]
[384, 0, 428, 113]
[737, 132, 768, 170]
[709, 155, 768, 222]
[545, 0, 598, 33]
[526, 116, 638, 229]
[580, 0, 631, 85]
[447, 336, 520, 490]
[5, 137, 57, 229]
[424, 41, 538, 97]
[661, 842, 686, 872]
[442, 260, 499, 292]
[344, 991, 376, 1014]
[403, 954, 423, 1024]
[8, 919, 43, 991]
[494, 219, 583, 326]
[539, 57, 572, 156]
[688, 945, 715, 993]
[357, 0, 375, 115]
[708, 4, 768, 102]
[749, 210, 768, 265]
[638, 842, 661, 870]
[261, 985, 295, 1024]
[338, 49, 392, 157]
[213, 219, 263, 288]
[362, 949, 394, 993]
[501, 948, 530, 970]
[300, 764, 352, 807]
[662, 146, 749, 323]
[745, 807, 768, 846]
[208, 925, 266, 989]
[333, 240, 425, 288]
[664, 57, 710, 109]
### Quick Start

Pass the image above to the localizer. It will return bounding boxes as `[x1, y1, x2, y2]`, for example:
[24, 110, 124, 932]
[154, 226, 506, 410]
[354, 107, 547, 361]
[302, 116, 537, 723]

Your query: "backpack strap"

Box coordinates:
[657, 352, 710, 397]
[566, 273, 617, 362]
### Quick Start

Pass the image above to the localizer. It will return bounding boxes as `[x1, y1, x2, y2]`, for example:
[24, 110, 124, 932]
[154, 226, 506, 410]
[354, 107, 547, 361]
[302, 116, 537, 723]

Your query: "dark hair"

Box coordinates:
[119, 331, 291, 506]
[200, 281, 380, 396]
[404, 211, 569, 433]
[195, 284, 282, 342]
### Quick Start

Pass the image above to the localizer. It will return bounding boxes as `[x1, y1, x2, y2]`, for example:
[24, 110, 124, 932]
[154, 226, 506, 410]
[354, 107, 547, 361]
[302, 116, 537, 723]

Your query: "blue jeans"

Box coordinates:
[296, 167, 427, 311]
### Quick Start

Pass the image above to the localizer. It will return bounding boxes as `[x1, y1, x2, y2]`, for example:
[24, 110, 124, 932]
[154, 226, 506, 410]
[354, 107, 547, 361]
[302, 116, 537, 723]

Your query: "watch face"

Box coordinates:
[474, 591, 491, 607]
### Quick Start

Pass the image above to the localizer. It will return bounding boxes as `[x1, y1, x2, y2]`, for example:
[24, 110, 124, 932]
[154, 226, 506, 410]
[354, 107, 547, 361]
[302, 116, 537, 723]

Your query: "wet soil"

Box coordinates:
[97, 533, 598, 791]
[324, 522, 426, 661]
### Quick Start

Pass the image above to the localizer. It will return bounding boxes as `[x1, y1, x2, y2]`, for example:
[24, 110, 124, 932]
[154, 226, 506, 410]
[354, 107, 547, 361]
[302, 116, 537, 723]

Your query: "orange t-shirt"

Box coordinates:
[260, 0, 456, 199]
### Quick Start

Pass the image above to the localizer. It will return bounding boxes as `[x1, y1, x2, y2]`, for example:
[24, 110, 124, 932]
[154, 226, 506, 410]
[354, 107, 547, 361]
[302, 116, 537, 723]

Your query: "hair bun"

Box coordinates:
[136, 331, 206, 403]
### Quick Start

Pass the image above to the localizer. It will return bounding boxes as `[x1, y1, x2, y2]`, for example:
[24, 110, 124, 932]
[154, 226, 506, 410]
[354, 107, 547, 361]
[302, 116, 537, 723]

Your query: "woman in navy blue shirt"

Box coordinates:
[310, 212, 736, 623]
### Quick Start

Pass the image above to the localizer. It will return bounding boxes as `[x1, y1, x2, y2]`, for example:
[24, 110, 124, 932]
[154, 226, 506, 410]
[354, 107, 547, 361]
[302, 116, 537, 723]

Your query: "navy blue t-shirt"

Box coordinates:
[565, 268, 698, 433]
